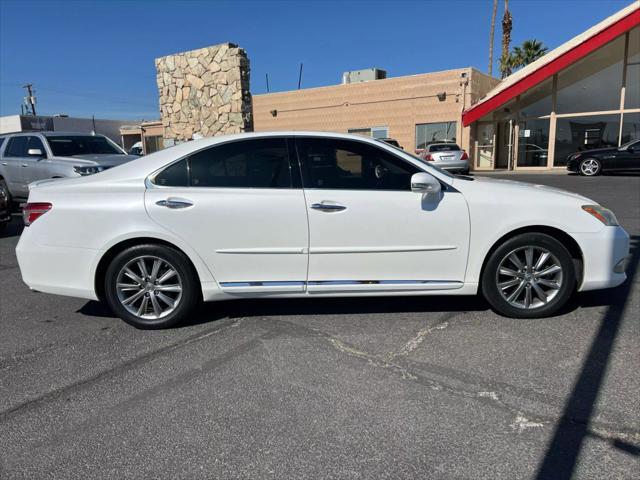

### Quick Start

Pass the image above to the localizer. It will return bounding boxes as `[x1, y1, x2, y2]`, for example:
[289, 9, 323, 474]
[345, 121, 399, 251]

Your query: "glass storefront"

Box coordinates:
[472, 27, 639, 170]
[554, 114, 621, 166]
[518, 118, 550, 167]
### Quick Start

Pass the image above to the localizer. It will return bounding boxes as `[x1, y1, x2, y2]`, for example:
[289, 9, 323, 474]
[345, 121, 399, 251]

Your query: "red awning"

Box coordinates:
[462, 7, 640, 127]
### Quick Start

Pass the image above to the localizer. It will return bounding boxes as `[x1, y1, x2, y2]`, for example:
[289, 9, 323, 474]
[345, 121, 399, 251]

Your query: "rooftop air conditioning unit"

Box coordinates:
[342, 68, 387, 84]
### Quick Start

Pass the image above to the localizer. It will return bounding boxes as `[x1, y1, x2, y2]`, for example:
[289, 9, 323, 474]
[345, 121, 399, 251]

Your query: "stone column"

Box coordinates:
[155, 43, 252, 143]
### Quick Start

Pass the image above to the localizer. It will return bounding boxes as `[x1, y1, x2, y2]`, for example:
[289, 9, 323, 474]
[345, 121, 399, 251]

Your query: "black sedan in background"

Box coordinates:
[567, 139, 640, 176]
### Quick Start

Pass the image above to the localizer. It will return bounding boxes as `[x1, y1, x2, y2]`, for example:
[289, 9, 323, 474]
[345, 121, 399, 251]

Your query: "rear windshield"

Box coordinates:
[46, 135, 124, 156]
[429, 144, 461, 152]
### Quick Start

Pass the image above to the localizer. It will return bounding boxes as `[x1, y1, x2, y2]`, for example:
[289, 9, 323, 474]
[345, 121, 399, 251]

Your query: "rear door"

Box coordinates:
[2, 136, 30, 198]
[145, 137, 310, 293]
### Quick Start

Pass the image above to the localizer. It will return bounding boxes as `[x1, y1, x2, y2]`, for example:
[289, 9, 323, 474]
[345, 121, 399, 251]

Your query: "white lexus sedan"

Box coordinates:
[16, 132, 630, 329]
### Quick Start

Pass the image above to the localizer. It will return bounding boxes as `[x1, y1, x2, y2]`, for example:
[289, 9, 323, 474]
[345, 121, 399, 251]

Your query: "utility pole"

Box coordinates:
[22, 83, 37, 116]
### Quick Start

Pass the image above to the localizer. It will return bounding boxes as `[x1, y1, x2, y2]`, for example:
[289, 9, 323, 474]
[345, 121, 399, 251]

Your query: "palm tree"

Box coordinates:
[511, 39, 548, 68]
[500, 0, 513, 79]
[488, 0, 498, 76]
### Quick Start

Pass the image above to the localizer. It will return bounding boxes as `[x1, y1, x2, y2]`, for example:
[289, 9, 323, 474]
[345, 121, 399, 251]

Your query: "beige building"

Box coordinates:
[253, 68, 499, 161]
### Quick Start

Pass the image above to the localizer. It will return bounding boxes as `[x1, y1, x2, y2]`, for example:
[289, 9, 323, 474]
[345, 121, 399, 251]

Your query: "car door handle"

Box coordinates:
[311, 202, 347, 212]
[21, 164, 28, 167]
[156, 198, 194, 209]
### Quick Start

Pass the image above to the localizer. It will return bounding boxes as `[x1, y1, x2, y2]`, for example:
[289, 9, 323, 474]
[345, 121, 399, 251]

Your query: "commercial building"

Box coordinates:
[253, 68, 499, 160]
[463, 2, 639, 171]
[119, 120, 164, 154]
[0, 114, 134, 146]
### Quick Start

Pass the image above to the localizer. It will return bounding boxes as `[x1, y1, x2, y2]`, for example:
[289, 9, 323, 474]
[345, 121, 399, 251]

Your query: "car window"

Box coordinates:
[0, 138, 5, 151]
[5, 137, 29, 157]
[296, 137, 419, 191]
[188, 138, 292, 188]
[429, 144, 461, 152]
[45, 135, 123, 156]
[154, 159, 189, 187]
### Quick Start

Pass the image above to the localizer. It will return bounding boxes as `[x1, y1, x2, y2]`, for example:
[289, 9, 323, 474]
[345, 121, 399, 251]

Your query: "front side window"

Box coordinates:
[296, 137, 419, 191]
[45, 135, 124, 156]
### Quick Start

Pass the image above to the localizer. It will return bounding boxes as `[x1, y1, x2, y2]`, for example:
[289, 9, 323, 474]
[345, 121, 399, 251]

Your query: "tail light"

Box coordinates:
[424, 153, 434, 161]
[460, 151, 469, 160]
[23, 202, 52, 226]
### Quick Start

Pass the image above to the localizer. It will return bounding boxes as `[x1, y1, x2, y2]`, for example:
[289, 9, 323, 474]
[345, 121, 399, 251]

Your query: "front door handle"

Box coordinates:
[156, 198, 194, 209]
[21, 164, 28, 167]
[311, 202, 347, 212]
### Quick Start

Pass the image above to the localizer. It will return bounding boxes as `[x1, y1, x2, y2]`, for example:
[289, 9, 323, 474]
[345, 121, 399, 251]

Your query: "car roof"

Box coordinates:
[0, 131, 107, 137]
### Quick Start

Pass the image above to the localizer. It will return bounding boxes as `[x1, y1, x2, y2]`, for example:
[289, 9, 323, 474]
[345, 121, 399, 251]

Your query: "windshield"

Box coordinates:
[620, 139, 639, 150]
[45, 135, 124, 156]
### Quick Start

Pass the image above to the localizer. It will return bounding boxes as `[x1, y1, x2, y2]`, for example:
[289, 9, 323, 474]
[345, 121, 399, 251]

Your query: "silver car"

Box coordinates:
[0, 132, 139, 206]
[418, 143, 469, 174]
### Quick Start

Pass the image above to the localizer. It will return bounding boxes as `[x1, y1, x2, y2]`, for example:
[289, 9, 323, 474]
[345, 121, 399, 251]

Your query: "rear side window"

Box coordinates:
[189, 138, 291, 188]
[5, 137, 28, 156]
[4, 136, 46, 157]
[429, 144, 461, 152]
[296, 137, 419, 191]
[155, 159, 189, 187]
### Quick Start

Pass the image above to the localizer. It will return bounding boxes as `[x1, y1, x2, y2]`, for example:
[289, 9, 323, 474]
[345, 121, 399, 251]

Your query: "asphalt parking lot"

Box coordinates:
[0, 172, 638, 479]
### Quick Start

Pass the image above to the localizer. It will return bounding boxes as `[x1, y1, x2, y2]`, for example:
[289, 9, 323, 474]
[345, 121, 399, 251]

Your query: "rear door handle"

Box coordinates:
[156, 197, 194, 209]
[311, 202, 347, 212]
[21, 164, 28, 167]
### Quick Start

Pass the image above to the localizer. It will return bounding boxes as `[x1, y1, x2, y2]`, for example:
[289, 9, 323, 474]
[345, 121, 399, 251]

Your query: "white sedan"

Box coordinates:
[16, 132, 630, 329]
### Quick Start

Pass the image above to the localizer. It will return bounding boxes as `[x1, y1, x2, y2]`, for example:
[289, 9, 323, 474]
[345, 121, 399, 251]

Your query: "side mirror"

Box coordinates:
[27, 148, 43, 157]
[411, 172, 441, 194]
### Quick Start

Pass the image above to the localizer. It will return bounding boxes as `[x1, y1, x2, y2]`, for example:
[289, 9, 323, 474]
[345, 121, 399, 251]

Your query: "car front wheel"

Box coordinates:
[104, 244, 200, 329]
[481, 233, 576, 318]
[578, 158, 602, 176]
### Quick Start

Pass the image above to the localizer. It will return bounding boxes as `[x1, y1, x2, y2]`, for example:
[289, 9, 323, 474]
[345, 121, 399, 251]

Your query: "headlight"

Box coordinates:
[74, 165, 104, 176]
[582, 205, 619, 226]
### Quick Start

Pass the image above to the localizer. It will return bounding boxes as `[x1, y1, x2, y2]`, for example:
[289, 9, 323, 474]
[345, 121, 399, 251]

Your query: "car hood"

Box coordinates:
[53, 154, 140, 167]
[571, 147, 618, 157]
[457, 175, 594, 204]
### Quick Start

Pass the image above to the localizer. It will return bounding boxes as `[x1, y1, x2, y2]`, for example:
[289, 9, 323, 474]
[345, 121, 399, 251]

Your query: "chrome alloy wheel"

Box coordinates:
[580, 159, 600, 176]
[495, 246, 563, 309]
[115, 256, 183, 319]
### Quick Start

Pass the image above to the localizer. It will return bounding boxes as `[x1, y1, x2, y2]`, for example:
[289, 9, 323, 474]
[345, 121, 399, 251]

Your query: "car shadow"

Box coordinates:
[0, 215, 24, 239]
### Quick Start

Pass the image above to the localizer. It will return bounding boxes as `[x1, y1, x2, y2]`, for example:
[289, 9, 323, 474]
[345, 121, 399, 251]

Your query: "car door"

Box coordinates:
[2, 136, 31, 198]
[621, 140, 640, 170]
[295, 136, 470, 293]
[20, 135, 49, 184]
[145, 137, 310, 293]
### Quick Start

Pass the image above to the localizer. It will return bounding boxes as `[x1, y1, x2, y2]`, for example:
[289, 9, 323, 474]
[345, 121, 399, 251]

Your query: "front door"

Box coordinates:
[145, 137, 309, 293]
[295, 136, 470, 292]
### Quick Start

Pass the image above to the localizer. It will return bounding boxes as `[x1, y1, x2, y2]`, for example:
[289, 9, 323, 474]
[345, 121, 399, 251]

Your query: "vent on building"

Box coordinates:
[342, 68, 387, 84]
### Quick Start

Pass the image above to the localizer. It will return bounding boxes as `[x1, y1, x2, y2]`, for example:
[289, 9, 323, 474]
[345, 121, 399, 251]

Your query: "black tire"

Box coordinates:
[481, 233, 576, 319]
[104, 244, 200, 329]
[0, 179, 13, 212]
[578, 158, 602, 176]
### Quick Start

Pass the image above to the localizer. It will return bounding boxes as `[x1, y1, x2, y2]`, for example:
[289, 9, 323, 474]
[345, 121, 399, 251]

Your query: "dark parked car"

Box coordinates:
[377, 137, 403, 149]
[567, 139, 640, 176]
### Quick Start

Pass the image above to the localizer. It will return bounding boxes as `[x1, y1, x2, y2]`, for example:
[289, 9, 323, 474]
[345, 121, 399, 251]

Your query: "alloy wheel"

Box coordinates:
[495, 246, 563, 309]
[115, 255, 183, 319]
[580, 159, 600, 176]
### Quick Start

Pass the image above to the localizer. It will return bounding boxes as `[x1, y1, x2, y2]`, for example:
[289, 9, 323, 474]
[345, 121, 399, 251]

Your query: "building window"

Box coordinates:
[556, 36, 625, 114]
[621, 112, 640, 144]
[518, 118, 549, 167]
[519, 79, 552, 119]
[348, 126, 389, 139]
[415, 122, 457, 150]
[144, 135, 164, 154]
[625, 27, 640, 109]
[554, 114, 621, 166]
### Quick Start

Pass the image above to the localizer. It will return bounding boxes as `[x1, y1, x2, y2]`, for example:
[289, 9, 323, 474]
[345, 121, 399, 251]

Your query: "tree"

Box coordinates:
[511, 39, 549, 68]
[500, 0, 513, 79]
[488, 0, 498, 77]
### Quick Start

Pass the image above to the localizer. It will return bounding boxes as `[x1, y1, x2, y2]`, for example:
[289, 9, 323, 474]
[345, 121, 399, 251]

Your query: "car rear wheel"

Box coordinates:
[578, 158, 602, 176]
[104, 244, 200, 329]
[0, 179, 12, 211]
[481, 233, 576, 318]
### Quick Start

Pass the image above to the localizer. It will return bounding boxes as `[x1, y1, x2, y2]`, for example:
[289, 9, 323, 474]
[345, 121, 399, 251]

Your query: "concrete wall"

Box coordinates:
[253, 68, 500, 158]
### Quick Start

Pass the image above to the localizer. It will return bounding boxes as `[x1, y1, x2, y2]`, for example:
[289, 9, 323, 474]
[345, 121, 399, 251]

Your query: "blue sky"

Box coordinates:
[0, 0, 632, 120]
